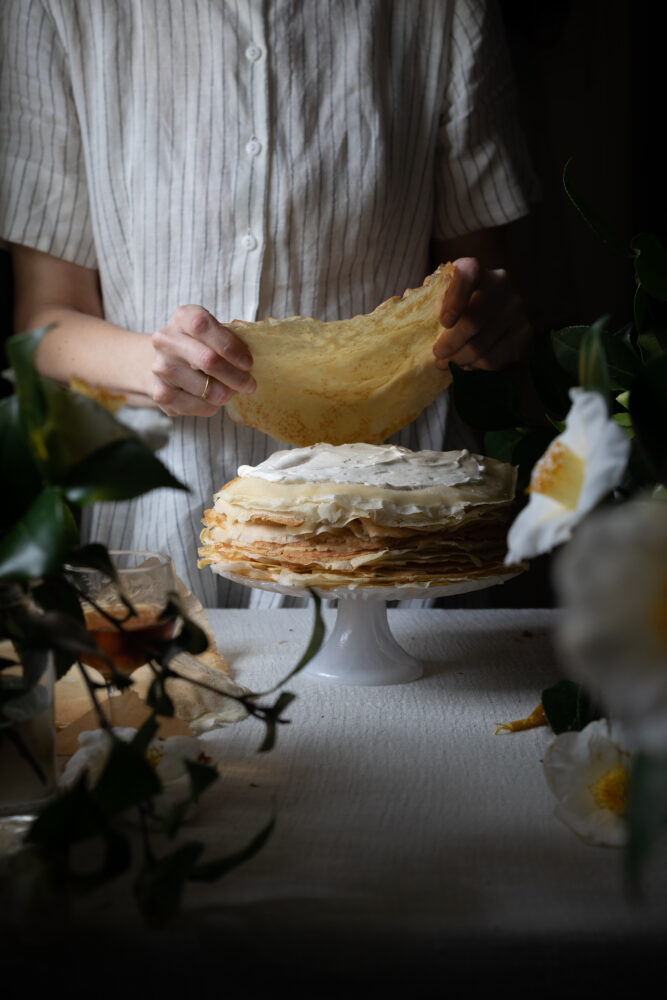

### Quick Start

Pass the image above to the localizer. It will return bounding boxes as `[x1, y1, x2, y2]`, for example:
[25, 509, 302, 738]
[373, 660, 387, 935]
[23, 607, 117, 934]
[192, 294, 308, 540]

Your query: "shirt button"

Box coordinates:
[245, 44, 262, 62]
[245, 137, 262, 156]
[242, 233, 258, 251]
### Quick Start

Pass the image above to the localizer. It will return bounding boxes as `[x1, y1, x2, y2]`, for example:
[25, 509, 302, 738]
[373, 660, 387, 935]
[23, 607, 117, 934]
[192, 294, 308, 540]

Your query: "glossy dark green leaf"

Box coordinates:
[62, 437, 187, 504]
[0, 486, 77, 582]
[637, 328, 667, 363]
[631, 233, 667, 302]
[629, 354, 667, 483]
[528, 333, 573, 419]
[449, 364, 523, 430]
[483, 427, 527, 465]
[541, 679, 601, 734]
[562, 160, 630, 258]
[6, 327, 50, 429]
[626, 753, 667, 892]
[578, 320, 610, 399]
[551, 326, 590, 380]
[0, 395, 43, 530]
[30, 377, 130, 481]
[600, 336, 643, 390]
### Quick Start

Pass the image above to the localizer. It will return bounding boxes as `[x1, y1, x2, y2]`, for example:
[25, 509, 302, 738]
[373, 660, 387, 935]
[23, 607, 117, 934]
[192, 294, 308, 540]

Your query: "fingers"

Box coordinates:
[434, 263, 531, 372]
[151, 305, 256, 416]
[439, 257, 483, 329]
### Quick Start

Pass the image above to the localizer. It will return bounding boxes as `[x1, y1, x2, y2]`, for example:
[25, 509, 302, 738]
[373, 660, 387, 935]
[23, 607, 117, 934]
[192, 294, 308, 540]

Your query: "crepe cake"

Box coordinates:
[198, 443, 519, 591]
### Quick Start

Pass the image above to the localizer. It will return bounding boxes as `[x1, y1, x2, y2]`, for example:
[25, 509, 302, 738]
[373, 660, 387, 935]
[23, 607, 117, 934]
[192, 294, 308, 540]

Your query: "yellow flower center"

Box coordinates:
[145, 746, 164, 769]
[649, 572, 667, 653]
[589, 765, 629, 816]
[527, 441, 585, 509]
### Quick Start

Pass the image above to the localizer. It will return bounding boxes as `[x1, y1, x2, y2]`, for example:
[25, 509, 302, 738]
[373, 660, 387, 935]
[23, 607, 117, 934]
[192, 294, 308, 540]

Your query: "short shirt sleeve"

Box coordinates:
[433, 0, 539, 240]
[0, 0, 97, 267]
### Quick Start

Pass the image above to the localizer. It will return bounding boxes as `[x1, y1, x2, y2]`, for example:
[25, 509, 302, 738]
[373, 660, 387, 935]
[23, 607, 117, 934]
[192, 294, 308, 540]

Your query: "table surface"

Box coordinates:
[9, 607, 667, 991]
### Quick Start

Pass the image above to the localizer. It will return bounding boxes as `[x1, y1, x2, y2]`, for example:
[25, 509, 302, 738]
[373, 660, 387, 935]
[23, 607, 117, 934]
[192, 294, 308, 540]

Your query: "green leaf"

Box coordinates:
[145, 673, 175, 717]
[527, 333, 573, 419]
[578, 319, 610, 399]
[625, 753, 667, 892]
[0, 487, 77, 582]
[637, 328, 667, 363]
[190, 816, 275, 883]
[612, 411, 633, 430]
[483, 427, 527, 465]
[6, 327, 51, 432]
[0, 395, 43, 531]
[541, 680, 601, 734]
[62, 437, 187, 504]
[562, 160, 630, 258]
[92, 737, 163, 815]
[631, 233, 667, 302]
[64, 543, 119, 579]
[255, 691, 297, 753]
[28, 378, 130, 481]
[634, 283, 650, 336]
[449, 364, 523, 430]
[156, 596, 210, 662]
[551, 326, 590, 381]
[629, 354, 667, 483]
[553, 321, 641, 393]
[26, 774, 133, 888]
[134, 842, 204, 927]
[130, 715, 160, 755]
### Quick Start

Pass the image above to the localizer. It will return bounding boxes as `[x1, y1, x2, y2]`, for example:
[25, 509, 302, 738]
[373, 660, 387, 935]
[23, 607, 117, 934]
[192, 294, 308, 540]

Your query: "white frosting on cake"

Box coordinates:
[237, 442, 485, 490]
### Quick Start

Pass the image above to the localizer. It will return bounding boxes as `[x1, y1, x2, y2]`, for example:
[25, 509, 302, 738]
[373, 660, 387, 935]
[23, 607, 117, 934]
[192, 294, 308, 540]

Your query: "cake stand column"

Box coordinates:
[303, 595, 422, 686]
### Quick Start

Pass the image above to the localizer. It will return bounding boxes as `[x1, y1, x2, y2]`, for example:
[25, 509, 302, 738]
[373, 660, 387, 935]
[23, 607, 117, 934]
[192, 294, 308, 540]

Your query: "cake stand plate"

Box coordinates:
[219, 571, 520, 687]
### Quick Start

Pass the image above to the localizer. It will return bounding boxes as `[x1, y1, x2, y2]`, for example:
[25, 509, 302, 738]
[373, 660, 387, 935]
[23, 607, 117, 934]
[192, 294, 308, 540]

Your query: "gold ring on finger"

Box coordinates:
[201, 375, 211, 401]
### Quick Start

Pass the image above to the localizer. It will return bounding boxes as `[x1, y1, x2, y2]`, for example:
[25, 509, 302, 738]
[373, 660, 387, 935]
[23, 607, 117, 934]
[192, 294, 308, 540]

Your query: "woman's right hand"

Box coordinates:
[151, 305, 256, 417]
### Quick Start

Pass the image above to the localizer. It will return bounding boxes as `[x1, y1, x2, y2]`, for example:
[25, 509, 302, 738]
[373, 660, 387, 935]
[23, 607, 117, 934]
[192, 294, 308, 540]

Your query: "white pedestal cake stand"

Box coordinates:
[220, 571, 520, 687]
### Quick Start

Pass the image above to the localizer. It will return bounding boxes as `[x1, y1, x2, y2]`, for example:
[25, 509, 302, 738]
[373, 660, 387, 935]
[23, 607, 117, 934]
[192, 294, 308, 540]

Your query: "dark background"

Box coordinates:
[0, 0, 660, 606]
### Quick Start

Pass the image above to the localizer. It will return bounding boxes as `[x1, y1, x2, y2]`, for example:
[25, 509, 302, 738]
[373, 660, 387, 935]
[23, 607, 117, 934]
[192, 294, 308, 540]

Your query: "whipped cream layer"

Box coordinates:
[218, 443, 516, 531]
[239, 442, 487, 489]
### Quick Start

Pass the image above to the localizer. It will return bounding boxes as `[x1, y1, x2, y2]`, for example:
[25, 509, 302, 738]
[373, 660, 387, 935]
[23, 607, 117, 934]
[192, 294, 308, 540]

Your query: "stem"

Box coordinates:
[75, 658, 112, 732]
[1, 726, 47, 784]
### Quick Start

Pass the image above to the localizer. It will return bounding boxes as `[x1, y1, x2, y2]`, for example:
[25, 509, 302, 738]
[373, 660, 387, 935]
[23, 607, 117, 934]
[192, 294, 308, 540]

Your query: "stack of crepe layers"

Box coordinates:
[199, 443, 518, 591]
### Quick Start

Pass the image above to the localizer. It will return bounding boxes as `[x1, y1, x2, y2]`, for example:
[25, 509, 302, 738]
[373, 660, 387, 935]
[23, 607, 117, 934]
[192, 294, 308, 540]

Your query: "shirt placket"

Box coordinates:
[232, 0, 269, 320]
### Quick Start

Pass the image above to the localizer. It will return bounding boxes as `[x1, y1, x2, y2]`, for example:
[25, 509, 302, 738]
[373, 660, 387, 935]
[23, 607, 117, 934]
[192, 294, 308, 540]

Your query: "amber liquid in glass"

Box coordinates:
[81, 605, 177, 676]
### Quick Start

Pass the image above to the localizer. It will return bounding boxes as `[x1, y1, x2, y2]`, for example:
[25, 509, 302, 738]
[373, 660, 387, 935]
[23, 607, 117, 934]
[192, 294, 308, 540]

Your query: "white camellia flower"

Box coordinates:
[543, 719, 631, 847]
[505, 389, 630, 564]
[554, 498, 667, 754]
[61, 727, 210, 816]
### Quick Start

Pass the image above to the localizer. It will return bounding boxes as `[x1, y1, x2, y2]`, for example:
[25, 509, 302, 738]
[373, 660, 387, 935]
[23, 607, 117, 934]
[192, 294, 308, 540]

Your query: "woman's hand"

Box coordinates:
[151, 305, 256, 416]
[433, 256, 533, 372]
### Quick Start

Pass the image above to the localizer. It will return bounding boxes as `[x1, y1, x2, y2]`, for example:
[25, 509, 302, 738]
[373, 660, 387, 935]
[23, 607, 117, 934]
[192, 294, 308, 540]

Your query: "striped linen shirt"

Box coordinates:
[1, 0, 536, 607]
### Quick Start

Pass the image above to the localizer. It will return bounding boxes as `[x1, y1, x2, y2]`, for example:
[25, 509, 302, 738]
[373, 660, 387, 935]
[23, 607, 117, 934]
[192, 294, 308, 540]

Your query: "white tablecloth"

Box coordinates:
[8, 608, 667, 992]
[184, 608, 666, 988]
